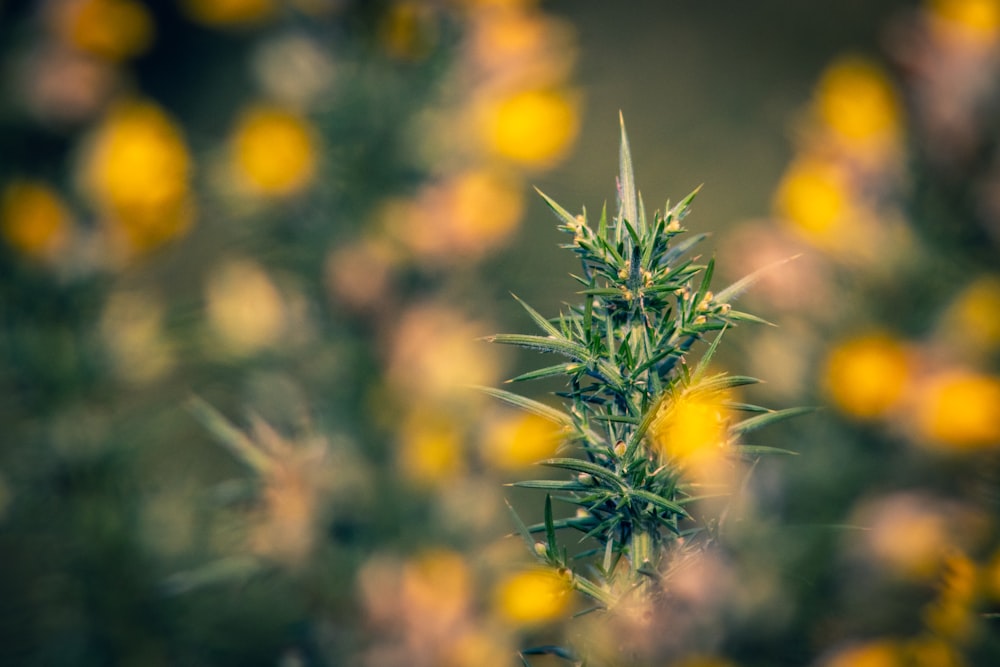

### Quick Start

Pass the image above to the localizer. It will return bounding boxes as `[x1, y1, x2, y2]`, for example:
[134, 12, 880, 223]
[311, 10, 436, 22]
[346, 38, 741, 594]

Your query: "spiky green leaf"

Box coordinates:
[487, 333, 590, 360]
[536, 187, 579, 228]
[539, 458, 628, 490]
[731, 407, 815, 436]
[618, 111, 638, 243]
[629, 488, 690, 518]
[505, 499, 537, 551]
[511, 293, 562, 338]
[476, 386, 574, 426]
[507, 363, 581, 383]
[509, 480, 594, 491]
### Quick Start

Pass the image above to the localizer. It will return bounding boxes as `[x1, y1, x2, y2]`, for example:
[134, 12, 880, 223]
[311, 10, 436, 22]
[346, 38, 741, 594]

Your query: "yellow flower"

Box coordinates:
[481, 411, 562, 470]
[459, 0, 536, 8]
[1, 180, 72, 261]
[648, 386, 733, 484]
[939, 275, 1000, 354]
[924, 551, 979, 641]
[774, 157, 850, 245]
[64, 0, 154, 61]
[401, 550, 472, 623]
[823, 334, 910, 420]
[397, 412, 465, 486]
[814, 56, 902, 151]
[377, 1, 438, 61]
[484, 88, 580, 168]
[82, 100, 193, 254]
[494, 568, 570, 626]
[465, 7, 575, 86]
[385, 303, 501, 403]
[822, 640, 904, 667]
[444, 630, 512, 667]
[904, 636, 964, 667]
[447, 168, 525, 247]
[913, 370, 1000, 449]
[324, 235, 398, 311]
[383, 167, 525, 263]
[181, 0, 275, 26]
[231, 105, 318, 197]
[856, 494, 949, 579]
[204, 258, 287, 355]
[929, 0, 1000, 45]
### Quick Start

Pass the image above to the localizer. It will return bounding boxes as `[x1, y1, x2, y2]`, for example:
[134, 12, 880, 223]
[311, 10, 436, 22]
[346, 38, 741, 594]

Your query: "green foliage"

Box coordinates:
[488, 117, 798, 619]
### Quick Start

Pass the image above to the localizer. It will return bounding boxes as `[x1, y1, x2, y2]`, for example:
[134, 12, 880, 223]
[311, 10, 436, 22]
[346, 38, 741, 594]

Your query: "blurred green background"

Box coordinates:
[510, 0, 908, 304]
[1, 1, 998, 666]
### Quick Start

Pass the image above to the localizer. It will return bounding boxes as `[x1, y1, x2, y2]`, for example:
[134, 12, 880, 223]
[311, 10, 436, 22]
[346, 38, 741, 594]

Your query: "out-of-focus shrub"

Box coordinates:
[0, 0, 581, 664]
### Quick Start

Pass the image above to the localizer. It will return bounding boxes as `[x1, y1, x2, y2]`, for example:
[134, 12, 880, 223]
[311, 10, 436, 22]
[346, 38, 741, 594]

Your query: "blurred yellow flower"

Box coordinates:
[358, 549, 479, 661]
[484, 88, 580, 168]
[401, 550, 472, 624]
[251, 33, 335, 108]
[324, 235, 398, 311]
[63, 0, 154, 61]
[1, 180, 72, 261]
[469, 7, 551, 64]
[649, 386, 733, 484]
[924, 551, 979, 641]
[913, 370, 1000, 448]
[904, 636, 964, 667]
[481, 411, 562, 470]
[181, 0, 275, 26]
[205, 258, 287, 355]
[824, 334, 911, 420]
[671, 657, 738, 667]
[82, 99, 193, 254]
[377, 1, 437, 61]
[814, 56, 902, 151]
[448, 167, 524, 248]
[494, 568, 570, 625]
[100, 290, 175, 385]
[386, 303, 501, 403]
[466, 7, 575, 86]
[774, 157, 849, 245]
[384, 167, 525, 262]
[398, 412, 465, 486]
[231, 105, 318, 197]
[22, 46, 117, 124]
[929, 0, 1000, 44]
[823, 640, 904, 667]
[938, 275, 1000, 354]
[459, 0, 537, 8]
[443, 630, 512, 667]
[856, 494, 949, 579]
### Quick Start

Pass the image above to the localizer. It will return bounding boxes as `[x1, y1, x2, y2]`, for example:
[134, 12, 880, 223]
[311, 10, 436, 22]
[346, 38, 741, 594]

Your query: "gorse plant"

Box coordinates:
[486, 116, 804, 660]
